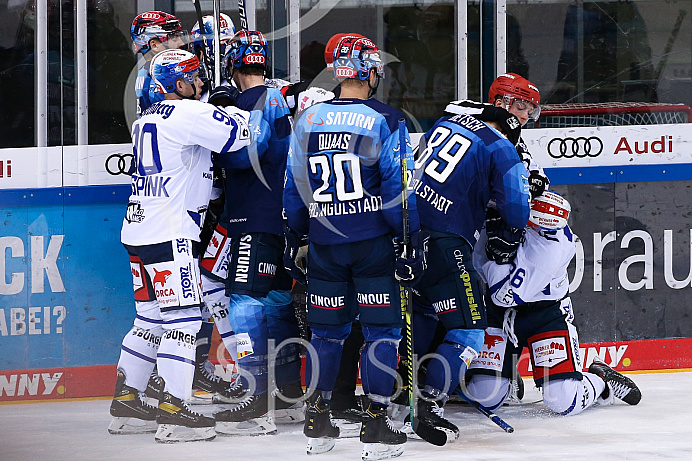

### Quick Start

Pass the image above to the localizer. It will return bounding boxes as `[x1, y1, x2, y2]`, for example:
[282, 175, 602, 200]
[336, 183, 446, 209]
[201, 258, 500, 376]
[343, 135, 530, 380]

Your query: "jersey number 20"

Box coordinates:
[416, 126, 472, 183]
[309, 153, 364, 202]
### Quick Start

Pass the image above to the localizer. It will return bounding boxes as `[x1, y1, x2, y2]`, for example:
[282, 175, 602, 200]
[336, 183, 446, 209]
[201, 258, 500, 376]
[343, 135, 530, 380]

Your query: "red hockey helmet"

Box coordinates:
[488, 73, 541, 121]
[324, 33, 365, 68]
[332, 36, 384, 81]
[131, 11, 187, 55]
[528, 191, 570, 230]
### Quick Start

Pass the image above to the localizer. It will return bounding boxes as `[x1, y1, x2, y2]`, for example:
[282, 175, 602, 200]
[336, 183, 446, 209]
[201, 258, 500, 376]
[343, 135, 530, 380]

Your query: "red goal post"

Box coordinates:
[533, 102, 692, 128]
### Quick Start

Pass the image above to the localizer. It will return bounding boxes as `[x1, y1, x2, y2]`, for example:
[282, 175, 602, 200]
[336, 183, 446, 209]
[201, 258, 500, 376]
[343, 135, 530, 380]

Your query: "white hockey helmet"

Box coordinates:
[528, 191, 570, 230]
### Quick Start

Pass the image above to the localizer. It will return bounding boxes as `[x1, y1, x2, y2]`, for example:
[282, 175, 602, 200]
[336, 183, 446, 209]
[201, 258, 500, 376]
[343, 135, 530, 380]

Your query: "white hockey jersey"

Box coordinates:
[473, 225, 577, 307]
[121, 99, 251, 246]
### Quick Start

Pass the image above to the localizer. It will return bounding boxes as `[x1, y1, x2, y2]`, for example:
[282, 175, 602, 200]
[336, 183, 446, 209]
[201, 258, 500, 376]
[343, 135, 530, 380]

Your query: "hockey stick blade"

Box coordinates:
[411, 416, 457, 446]
[453, 388, 514, 433]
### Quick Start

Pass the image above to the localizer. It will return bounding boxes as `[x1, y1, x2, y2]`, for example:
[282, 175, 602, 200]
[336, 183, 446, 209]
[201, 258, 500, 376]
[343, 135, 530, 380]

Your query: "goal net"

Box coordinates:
[534, 102, 692, 128]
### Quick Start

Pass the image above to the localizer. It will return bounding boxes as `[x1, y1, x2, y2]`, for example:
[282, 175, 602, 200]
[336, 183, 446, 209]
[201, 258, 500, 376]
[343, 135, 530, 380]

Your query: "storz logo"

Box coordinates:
[548, 137, 603, 158]
[180, 264, 194, 299]
[106, 153, 135, 175]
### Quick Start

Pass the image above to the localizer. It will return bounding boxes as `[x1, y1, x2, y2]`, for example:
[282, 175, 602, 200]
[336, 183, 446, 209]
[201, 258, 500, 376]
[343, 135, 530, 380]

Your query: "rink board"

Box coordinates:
[2, 125, 692, 401]
[1, 337, 692, 402]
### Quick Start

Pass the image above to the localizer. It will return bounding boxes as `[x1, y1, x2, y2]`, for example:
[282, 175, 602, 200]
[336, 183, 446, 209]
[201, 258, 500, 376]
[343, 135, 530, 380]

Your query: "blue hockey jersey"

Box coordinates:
[213, 85, 291, 236]
[284, 98, 419, 245]
[414, 113, 530, 244]
[135, 62, 163, 117]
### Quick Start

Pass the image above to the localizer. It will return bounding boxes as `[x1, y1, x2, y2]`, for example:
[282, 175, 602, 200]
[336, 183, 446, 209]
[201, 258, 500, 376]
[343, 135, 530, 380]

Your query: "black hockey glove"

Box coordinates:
[208, 85, 239, 107]
[394, 230, 430, 287]
[475, 106, 522, 146]
[528, 169, 549, 199]
[485, 207, 525, 265]
[284, 224, 308, 285]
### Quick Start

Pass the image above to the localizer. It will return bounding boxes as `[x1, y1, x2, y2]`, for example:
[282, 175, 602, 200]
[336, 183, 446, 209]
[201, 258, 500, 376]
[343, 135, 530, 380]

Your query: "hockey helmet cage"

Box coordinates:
[488, 73, 541, 121]
[332, 36, 384, 81]
[324, 33, 365, 68]
[151, 49, 201, 93]
[190, 13, 236, 75]
[131, 11, 187, 55]
[528, 191, 570, 230]
[225, 30, 268, 76]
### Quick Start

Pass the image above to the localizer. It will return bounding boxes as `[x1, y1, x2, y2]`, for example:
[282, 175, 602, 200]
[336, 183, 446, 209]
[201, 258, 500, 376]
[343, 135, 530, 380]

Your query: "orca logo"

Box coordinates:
[548, 137, 603, 158]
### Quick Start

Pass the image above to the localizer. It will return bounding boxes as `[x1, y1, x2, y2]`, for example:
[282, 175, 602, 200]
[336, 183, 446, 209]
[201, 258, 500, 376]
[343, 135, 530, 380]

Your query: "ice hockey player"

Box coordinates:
[201, 30, 304, 436]
[266, 32, 366, 117]
[108, 49, 252, 443]
[407, 100, 531, 443]
[283, 35, 424, 459]
[130, 11, 188, 117]
[444, 72, 548, 200]
[190, 12, 237, 102]
[185, 12, 243, 401]
[466, 191, 641, 413]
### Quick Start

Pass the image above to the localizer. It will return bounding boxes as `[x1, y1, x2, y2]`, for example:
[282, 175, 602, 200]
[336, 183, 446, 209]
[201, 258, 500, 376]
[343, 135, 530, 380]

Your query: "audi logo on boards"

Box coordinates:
[106, 153, 135, 175]
[548, 137, 603, 158]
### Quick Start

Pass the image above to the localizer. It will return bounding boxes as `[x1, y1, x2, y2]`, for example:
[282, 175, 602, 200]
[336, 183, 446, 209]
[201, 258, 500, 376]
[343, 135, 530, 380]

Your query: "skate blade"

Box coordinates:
[361, 443, 404, 460]
[398, 421, 420, 440]
[216, 417, 278, 436]
[107, 417, 157, 435]
[154, 424, 216, 443]
[307, 437, 336, 455]
[189, 391, 214, 405]
[333, 419, 360, 438]
[275, 405, 305, 423]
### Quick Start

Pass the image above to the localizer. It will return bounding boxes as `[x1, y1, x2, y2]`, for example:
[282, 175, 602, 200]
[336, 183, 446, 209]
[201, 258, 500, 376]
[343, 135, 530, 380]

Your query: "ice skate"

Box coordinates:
[155, 391, 216, 443]
[332, 394, 366, 438]
[108, 369, 158, 435]
[144, 372, 163, 402]
[304, 393, 339, 455]
[191, 359, 227, 404]
[505, 374, 525, 404]
[214, 393, 278, 436]
[274, 381, 306, 423]
[589, 357, 641, 405]
[360, 402, 406, 460]
[211, 372, 248, 404]
[412, 398, 459, 444]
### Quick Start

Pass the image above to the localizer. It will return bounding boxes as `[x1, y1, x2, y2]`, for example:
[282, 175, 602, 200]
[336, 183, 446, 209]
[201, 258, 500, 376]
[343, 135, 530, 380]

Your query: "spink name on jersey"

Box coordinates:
[131, 174, 171, 197]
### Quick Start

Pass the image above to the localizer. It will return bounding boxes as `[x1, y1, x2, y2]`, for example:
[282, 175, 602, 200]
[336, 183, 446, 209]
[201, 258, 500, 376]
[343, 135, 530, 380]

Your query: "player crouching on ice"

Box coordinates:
[465, 191, 641, 415]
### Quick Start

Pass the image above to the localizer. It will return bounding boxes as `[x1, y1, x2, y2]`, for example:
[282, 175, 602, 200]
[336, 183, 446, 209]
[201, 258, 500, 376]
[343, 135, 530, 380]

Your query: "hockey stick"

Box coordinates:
[397, 119, 450, 447]
[191, 0, 215, 90]
[452, 388, 514, 433]
[212, 0, 222, 88]
[238, 0, 248, 30]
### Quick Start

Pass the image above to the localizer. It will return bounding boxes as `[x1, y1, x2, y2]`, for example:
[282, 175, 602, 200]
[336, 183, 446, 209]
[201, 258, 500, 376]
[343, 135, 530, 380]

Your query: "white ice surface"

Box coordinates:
[1, 372, 691, 461]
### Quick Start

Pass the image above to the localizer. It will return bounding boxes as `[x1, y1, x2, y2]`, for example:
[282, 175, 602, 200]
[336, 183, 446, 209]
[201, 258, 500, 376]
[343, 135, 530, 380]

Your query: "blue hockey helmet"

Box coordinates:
[151, 49, 201, 94]
[190, 13, 236, 75]
[130, 11, 187, 55]
[225, 30, 268, 77]
[332, 36, 384, 81]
